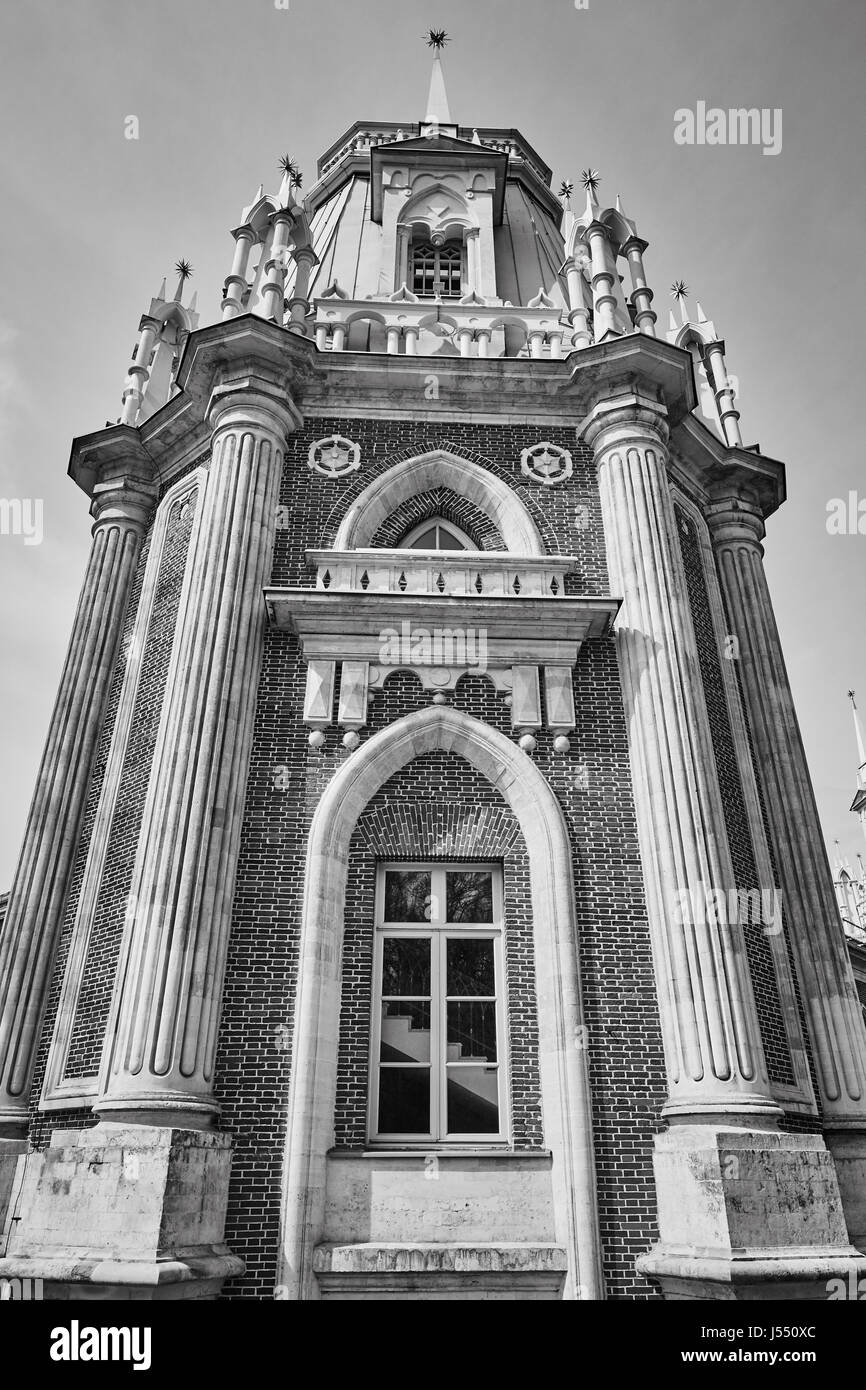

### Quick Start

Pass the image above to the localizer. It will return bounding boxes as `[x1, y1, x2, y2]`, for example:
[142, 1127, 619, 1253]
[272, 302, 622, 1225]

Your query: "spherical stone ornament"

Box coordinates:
[518, 733, 537, 754]
[342, 730, 361, 750]
[308, 730, 326, 749]
[553, 735, 571, 754]
[432, 691, 448, 705]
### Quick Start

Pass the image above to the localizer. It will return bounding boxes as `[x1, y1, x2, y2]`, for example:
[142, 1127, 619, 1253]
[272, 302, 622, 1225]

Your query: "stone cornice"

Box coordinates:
[264, 589, 619, 654]
[670, 411, 786, 519]
[67, 425, 158, 503]
[562, 335, 698, 426]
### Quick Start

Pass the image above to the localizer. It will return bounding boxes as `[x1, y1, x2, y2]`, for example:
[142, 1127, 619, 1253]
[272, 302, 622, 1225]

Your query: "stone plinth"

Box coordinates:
[0, 1123, 242, 1300]
[638, 1126, 866, 1300]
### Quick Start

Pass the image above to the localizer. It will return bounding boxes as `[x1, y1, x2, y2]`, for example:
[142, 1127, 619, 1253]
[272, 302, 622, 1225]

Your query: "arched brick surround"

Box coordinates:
[276, 704, 603, 1301]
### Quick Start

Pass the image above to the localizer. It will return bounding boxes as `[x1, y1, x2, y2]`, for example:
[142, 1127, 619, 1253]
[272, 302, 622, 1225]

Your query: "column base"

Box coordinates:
[0, 1123, 242, 1301]
[637, 1125, 864, 1300]
[824, 1128, 866, 1252]
[0, 1136, 28, 1246]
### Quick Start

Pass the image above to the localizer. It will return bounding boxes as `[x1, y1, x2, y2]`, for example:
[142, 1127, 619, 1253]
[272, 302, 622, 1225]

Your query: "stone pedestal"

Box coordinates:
[0, 1124, 242, 1299]
[638, 1127, 865, 1299]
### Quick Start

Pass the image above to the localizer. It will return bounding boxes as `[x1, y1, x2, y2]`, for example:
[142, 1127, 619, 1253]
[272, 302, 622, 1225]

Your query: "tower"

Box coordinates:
[1, 37, 865, 1301]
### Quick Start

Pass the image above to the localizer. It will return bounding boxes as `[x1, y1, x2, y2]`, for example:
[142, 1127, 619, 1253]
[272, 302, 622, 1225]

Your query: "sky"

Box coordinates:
[0, 0, 864, 885]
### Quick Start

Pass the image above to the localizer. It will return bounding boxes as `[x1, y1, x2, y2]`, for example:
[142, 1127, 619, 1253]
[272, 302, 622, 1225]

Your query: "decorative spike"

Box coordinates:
[156, 277, 167, 301]
[696, 301, 708, 323]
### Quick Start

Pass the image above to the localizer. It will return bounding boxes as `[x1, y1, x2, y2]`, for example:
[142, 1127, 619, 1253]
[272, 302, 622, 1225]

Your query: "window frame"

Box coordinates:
[368, 861, 509, 1147]
[410, 239, 464, 300]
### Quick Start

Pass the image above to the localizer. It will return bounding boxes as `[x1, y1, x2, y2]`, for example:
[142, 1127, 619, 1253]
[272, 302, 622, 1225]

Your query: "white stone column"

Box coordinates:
[121, 318, 160, 425]
[707, 494, 866, 1242]
[97, 383, 295, 1128]
[704, 341, 742, 447]
[0, 472, 155, 1136]
[581, 390, 779, 1124]
[221, 225, 256, 321]
[621, 235, 657, 337]
[287, 246, 318, 335]
[585, 224, 619, 342]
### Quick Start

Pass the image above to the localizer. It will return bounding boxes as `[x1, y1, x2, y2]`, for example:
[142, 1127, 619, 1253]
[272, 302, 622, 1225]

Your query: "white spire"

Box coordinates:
[850, 690, 866, 785]
[426, 51, 451, 124]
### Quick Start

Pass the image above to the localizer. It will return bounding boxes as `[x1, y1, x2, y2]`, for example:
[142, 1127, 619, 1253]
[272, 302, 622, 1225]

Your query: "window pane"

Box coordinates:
[446, 871, 493, 923]
[447, 937, 495, 996]
[384, 870, 431, 922]
[378, 1068, 430, 1134]
[380, 1002, 431, 1062]
[447, 1001, 497, 1061]
[446, 1066, 499, 1133]
[435, 525, 466, 551]
[382, 937, 430, 996]
[408, 526, 438, 550]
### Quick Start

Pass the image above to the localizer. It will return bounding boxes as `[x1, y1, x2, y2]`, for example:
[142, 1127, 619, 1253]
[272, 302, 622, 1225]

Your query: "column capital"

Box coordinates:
[206, 376, 302, 440]
[578, 386, 670, 456]
[90, 475, 158, 534]
[705, 492, 766, 548]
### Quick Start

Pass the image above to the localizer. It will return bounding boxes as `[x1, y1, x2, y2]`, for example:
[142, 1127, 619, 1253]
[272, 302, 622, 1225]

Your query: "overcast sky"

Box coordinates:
[0, 0, 864, 886]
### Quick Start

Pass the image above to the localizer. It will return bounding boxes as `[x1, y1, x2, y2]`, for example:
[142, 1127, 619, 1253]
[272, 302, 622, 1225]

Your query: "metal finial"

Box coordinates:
[425, 28, 449, 49]
[174, 259, 193, 283]
[580, 168, 600, 196]
[559, 180, 574, 201]
[670, 279, 689, 302]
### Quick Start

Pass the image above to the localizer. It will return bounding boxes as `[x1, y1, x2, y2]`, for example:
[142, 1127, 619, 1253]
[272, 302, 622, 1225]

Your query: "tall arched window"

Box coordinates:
[399, 517, 476, 551]
[411, 240, 463, 299]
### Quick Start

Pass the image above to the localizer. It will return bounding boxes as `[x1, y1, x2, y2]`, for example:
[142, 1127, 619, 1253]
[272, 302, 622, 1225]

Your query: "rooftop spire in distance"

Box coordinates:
[424, 29, 452, 124]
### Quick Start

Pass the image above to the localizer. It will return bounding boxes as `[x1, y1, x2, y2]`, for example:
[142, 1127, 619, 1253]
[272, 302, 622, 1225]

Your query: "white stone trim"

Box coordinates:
[40, 469, 208, 1111]
[333, 449, 544, 555]
[307, 435, 361, 478]
[276, 704, 604, 1301]
[671, 486, 816, 1113]
[520, 442, 573, 486]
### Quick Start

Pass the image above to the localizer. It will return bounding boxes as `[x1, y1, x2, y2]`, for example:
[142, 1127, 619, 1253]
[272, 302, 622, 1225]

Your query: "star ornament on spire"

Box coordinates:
[278, 154, 302, 186]
[425, 28, 449, 49]
[174, 259, 193, 283]
[580, 168, 600, 197]
[670, 279, 689, 302]
[559, 180, 574, 201]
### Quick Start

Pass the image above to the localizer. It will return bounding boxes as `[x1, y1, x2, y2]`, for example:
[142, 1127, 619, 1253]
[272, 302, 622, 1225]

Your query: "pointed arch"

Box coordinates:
[276, 704, 603, 1300]
[334, 449, 544, 555]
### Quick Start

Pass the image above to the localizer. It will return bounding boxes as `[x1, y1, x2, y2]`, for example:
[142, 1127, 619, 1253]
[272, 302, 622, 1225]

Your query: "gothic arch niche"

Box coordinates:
[276, 705, 603, 1301]
[334, 449, 544, 555]
[368, 486, 505, 551]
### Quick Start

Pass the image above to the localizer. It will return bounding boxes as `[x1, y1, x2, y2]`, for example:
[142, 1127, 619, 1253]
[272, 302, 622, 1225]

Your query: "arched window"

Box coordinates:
[399, 517, 476, 551]
[411, 240, 463, 299]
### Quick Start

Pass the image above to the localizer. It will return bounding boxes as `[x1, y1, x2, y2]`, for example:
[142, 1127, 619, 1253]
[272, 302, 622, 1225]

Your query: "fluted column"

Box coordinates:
[97, 384, 295, 1128]
[581, 390, 780, 1125]
[0, 473, 155, 1136]
[707, 496, 866, 1129]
